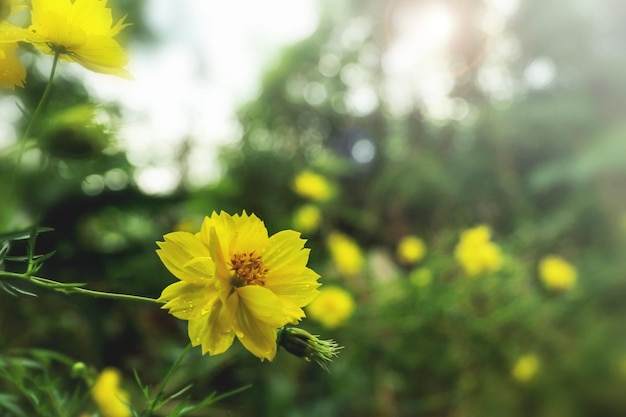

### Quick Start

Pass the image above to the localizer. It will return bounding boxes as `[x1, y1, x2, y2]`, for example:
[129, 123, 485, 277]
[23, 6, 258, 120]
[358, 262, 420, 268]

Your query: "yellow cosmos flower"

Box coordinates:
[511, 354, 540, 383]
[327, 231, 364, 278]
[292, 170, 334, 202]
[157, 211, 321, 361]
[0, 42, 25, 89]
[306, 286, 355, 329]
[538, 255, 577, 291]
[91, 368, 131, 417]
[292, 204, 322, 234]
[21, 0, 131, 77]
[454, 225, 503, 277]
[397, 235, 426, 264]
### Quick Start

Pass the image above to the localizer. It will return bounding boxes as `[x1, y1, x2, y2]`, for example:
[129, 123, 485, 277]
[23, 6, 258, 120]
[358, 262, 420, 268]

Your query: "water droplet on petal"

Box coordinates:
[236, 331, 244, 339]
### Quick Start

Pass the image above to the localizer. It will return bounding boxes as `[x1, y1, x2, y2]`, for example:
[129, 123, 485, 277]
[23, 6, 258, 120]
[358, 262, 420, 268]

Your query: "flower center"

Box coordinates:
[230, 251, 269, 287]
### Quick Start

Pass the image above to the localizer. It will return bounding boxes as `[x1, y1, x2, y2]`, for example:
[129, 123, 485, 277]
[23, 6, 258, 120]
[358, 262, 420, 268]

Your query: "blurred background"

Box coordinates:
[2, 0, 626, 415]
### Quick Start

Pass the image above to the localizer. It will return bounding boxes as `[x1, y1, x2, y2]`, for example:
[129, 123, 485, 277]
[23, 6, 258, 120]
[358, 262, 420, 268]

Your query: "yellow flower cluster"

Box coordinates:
[306, 286, 355, 329]
[538, 255, 577, 291]
[327, 231, 364, 278]
[292, 170, 334, 202]
[157, 211, 321, 361]
[91, 368, 131, 417]
[511, 354, 540, 383]
[396, 235, 427, 264]
[0, 0, 130, 89]
[454, 225, 503, 277]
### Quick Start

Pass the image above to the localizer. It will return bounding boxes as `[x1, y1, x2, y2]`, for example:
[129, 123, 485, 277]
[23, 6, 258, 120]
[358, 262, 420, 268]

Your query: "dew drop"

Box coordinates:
[235, 331, 245, 339]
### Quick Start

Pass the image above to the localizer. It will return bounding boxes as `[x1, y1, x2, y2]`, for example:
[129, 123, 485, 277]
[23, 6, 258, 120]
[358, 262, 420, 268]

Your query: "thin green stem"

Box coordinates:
[144, 343, 193, 415]
[21, 51, 61, 151]
[5, 52, 61, 222]
[0, 271, 162, 304]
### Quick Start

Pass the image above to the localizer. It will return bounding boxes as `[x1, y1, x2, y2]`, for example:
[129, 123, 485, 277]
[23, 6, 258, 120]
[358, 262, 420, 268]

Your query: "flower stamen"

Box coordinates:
[230, 251, 269, 287]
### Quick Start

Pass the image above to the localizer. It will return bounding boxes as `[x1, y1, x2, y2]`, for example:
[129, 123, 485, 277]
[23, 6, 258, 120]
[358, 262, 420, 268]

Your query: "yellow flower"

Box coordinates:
[292, 204, 322, 233]
[0, 0, 26, 89]
[292, 170, 334, 202]
[0, 42, 25, 89]
[454, 225, 503, 277]
[409, 267, 432, 287]
[397, 235, 426, 264]
[306, 286, 355, 329]
[539, 255, 577, 291]
[20, 0, 131, 77]
[327, 231, 364, 277]
[511, 354, 540, 383]
[91, 368, 131, 417]
[157, 211, 321, 361]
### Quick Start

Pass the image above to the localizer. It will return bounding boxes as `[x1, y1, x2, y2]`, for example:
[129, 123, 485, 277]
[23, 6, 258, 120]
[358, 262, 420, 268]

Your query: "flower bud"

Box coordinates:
[277, 327, 342, 371]
[71, 361, 88, 378]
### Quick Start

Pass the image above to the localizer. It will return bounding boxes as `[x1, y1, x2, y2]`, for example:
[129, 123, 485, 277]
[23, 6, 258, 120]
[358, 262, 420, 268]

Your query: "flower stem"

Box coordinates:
[5, 52, 61, 224]
[143, 343, 193, 415]
[21, 51, 61, 149]
[0, 271, 162, 304]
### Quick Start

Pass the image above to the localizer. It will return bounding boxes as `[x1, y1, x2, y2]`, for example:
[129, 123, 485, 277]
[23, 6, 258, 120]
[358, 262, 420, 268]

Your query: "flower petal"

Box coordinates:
[158, 281, 209, 319]
[237, 285, 304, 328]
[156, 232, 213, 283]
[235, 305, 278, 361]
[265, 267, 321, 307]
[190, 293, 237, 356]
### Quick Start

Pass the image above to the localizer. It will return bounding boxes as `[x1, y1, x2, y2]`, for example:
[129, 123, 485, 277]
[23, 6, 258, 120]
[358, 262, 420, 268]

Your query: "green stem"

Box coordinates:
[145, 343, 193, 415]
[5, 52, 61, 221]
[0, 271, 161, 304]
[21, 51, 61, 149]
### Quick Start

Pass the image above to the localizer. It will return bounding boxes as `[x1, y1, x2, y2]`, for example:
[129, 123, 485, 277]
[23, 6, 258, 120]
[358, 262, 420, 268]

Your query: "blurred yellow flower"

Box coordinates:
[327, 231, 364, 278]
[511, 354, 540, 383]
[454, 225, 503, 277]
[20, 0, 131, 77]
[292, 170, 334, 202]
[539, 255, 577, 291]
[292, 204, 322, 233]
[410, 267, 432, 287]
[91, 368, 131, 417]
[0, 0, 26, 89]
[0, 42, 25, 89]
[307, 286, 355, 329]
[158, 211, 320, 361]
[397, 235, 426, 264]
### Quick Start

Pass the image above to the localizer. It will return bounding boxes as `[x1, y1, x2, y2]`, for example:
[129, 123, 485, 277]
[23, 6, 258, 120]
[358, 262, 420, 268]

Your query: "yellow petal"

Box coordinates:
[237, 285, 304, 328]
[265, 267, 320, 307]
[156, 232, 213, 283]
[235, 305, 277, 361]
[0, 42, 25, 89]
[189, 292, 237, 355]
[158, 281, 209, 320]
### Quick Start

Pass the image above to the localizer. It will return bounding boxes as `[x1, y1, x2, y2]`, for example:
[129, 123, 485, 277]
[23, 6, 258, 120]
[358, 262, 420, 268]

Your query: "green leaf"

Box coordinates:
[0, 227, 54, 242]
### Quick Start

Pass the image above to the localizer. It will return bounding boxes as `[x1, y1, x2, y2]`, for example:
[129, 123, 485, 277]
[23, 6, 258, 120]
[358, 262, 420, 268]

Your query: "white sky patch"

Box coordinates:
[80, 0, 320, 194]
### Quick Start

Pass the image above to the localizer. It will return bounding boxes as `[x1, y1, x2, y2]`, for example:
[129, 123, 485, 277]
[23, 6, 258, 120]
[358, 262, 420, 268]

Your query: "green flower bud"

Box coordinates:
[277, 327, 342, 371]
[71, 361, 88, 378]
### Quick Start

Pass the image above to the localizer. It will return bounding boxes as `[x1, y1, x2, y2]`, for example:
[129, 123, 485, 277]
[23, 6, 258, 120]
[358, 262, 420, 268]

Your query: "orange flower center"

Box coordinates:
[230, 251, 269, 287]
